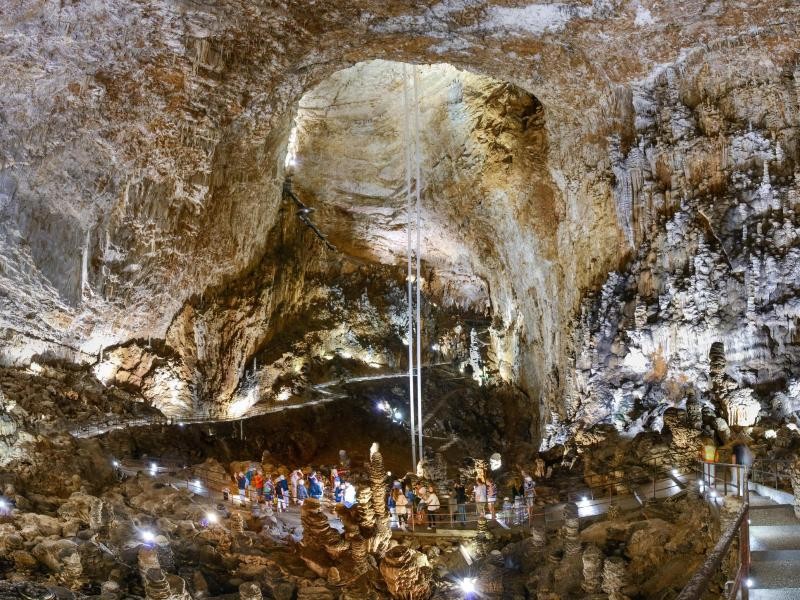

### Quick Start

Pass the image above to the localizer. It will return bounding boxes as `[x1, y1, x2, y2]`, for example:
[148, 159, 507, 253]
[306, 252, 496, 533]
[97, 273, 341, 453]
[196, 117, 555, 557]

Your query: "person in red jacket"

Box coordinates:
[252, 471, 264, 502]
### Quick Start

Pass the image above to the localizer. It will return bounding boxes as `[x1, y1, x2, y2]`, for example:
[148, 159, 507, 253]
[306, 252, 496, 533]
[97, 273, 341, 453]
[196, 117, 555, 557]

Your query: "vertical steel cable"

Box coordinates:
[412, 65, 424, 461]
[402, 64, 417, 471]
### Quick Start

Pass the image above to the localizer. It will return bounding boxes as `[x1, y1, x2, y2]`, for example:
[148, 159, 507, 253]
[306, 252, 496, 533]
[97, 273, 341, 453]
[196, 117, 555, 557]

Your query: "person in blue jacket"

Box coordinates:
[308, 475, 323, 501]
[296, 479, 308, 505]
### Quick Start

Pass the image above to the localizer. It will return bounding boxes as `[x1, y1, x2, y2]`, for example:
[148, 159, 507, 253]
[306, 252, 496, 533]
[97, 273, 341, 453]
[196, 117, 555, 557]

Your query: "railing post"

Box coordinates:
[741, 504, 750, 600]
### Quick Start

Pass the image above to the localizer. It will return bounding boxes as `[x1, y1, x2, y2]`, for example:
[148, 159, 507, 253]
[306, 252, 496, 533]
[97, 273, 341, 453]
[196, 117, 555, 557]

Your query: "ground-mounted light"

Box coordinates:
[150, 462, 158, 476]
[0, 498, 9, 514]
[746, 578, 754, 588]
[671, 469, 679, 476]
[459, 578, 476, 595]
[206, 511, 219, 525]
[112, 459, 120, 468]
[140, 530, 156, 544]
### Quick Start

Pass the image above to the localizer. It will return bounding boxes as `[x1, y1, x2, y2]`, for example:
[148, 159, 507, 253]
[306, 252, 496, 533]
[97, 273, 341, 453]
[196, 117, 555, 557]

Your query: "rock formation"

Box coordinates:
[581, 545, 604, 594]
[378, 546, 432, 600]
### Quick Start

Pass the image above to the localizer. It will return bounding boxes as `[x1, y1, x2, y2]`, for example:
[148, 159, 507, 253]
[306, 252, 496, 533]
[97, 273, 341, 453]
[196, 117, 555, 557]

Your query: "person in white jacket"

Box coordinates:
[426, 489, 441, 529]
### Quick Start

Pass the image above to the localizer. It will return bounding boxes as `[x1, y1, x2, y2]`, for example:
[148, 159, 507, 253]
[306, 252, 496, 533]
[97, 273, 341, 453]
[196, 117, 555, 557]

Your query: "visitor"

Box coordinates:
[474, 478, 487, 518]
[296, 479, 308, 505]
[235, 472, 247, 502]
[700, 438, 719, 490]
[343, 481, 357, 508]
[732, 439, 754, 496]
[334, 480, 345, 504]
[454, 481, 467, 526]
[523, 475, 536, 508]
[405, 484, 416, 521]
[276, 475, 289, 512]
[502, 497, 513, 525]
[245, 463, 256, 487]
[252, 470, 264, 502]
[330, 468, 339, 491]
[486, 477, 497, 519]
[387, 488, 398, 528]
[395, 488, 409, 530]
[514, 494, 525, 525]
[290, 468, 303, 504]
[308, 474, 323, 501]
[426, 488, 441, 529]
[264, 476, 274, 505]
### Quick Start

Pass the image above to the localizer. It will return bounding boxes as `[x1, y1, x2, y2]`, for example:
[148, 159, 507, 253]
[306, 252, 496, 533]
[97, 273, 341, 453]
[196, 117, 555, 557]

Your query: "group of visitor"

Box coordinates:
[228, 461, 365, 512]
[230, 464, 333, 511]
[384, 469, 539, 530]
[226, 456, 543, 531]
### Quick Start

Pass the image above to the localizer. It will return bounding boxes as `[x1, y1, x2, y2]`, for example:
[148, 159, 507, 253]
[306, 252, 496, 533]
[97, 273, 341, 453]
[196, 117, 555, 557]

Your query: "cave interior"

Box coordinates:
[3, 1, 800, 598]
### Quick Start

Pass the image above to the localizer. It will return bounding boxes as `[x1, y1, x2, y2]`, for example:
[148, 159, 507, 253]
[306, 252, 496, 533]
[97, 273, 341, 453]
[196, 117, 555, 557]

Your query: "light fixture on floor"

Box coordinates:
[459, 578, 476, 595]
[140, 530, 156, 544]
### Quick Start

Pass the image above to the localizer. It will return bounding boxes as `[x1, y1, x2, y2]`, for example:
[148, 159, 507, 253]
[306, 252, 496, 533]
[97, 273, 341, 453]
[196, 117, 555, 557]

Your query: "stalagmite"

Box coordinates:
[230, 512, 245, 535]
[686, 389, 702, 430]
[581, 545, 603, 593]
[561, 503, 581, 557]
[138, 547, 161, 584]
[144, 568, 172, 600]
[239, 582, 263, 600]
[475, 517, 490, 557]
[602, 556, 630, 600]
[379, 545, 433, 600]
[300, 497, 349, 563]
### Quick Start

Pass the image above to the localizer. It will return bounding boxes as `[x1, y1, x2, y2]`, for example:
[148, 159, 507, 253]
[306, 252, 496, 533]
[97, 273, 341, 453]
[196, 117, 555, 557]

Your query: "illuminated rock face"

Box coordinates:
[1, 1, 799, 440]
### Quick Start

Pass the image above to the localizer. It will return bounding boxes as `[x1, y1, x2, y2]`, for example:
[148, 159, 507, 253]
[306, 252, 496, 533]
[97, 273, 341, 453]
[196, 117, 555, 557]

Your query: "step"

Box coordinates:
[749, 559, 800, 589]
[750, 495, 783, 508]
[752, 550, 800, 562]
[750, 505, 799, 527]
[749, 588, 800, 599]
[751, 525, 800, 552]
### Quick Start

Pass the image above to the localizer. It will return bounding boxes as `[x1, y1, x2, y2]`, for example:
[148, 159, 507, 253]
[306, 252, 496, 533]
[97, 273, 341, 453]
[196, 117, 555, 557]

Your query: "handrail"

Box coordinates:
[676, 501, 749, 600]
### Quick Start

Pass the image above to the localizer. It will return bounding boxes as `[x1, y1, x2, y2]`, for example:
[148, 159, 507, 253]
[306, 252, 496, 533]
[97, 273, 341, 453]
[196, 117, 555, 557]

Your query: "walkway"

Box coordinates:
[71, 363, 454, 438]
[748, 498, 800, 599]
[117, 458, 343, 537]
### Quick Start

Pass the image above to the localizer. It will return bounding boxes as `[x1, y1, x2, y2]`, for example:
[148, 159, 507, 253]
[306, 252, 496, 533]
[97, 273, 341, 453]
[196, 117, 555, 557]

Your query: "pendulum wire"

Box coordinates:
[402, 64, 417, 471]
[412, 65, 424, 461]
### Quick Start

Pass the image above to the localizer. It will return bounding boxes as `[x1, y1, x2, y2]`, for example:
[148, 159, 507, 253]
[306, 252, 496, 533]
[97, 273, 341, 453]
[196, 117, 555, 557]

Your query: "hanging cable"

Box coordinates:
[412, 65, 424, 461]
[402, 64, 417, 471]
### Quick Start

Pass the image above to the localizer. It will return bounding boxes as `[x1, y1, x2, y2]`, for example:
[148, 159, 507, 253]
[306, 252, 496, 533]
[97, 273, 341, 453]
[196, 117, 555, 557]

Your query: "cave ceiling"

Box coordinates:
[1, 0, 800, 445]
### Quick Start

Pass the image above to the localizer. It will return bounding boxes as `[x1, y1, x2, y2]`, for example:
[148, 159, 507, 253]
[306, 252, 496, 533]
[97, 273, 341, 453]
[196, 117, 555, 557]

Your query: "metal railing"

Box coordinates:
[750, 458, 794, 493]
[676, 495, 750, 600]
